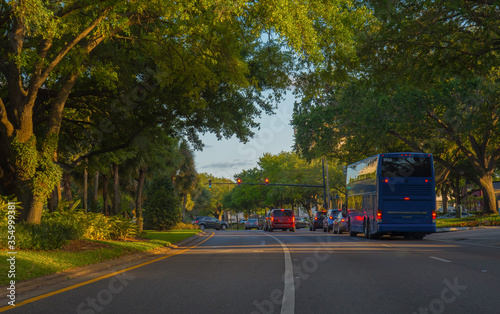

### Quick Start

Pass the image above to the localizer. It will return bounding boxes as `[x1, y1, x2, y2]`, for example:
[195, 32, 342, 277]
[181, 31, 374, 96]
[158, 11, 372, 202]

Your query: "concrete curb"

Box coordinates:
[1, 231, 209, 303]
[436, 225, 500, 233]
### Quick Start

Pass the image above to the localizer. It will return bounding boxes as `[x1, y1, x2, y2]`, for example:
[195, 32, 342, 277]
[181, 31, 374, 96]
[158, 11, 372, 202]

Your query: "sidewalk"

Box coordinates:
[1, 231, 210, 305]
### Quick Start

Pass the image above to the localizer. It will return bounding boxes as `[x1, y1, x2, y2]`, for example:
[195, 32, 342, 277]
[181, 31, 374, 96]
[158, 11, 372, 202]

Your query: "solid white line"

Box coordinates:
[264, 234, 295, 314]
[429, 256, 452, 263]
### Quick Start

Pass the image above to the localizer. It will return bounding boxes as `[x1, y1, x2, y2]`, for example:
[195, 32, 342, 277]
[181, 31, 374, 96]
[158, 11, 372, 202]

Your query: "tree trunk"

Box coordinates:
[441, 184, 449, 214]
[25, 195, 44, 224]
[102, 174, 109, 215]
[62, 171, 73, 201]
[112, 163, 120, 215]
[48, 184, 60, 212]
[477, 173, 498, 214]
[182, 193, 188, 223]
[93, 171, 99, 212]
[135, 168, 146, 233]
[83, 163, 88, 212]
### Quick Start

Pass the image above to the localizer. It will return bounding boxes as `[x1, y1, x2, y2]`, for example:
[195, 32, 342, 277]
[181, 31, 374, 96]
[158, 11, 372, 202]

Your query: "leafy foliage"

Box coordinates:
[144, 176, 182, 230]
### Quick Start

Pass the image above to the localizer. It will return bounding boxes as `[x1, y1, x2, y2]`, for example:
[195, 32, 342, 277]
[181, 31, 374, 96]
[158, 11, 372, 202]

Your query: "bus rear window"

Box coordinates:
[381, 157, 432, 177]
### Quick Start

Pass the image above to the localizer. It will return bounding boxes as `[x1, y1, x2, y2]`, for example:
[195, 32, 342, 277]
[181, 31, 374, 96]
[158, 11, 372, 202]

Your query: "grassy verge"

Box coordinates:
[436, 214, 500, 228]
[0, 230, 200, 285]
[142, 229, 201, 244]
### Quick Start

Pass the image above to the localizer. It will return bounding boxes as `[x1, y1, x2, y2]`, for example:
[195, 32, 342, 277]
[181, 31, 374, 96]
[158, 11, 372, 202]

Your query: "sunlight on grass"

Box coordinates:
[436, 215, 500, 228]
[143, 230, 201, 244]
[0, 239, 168, 285]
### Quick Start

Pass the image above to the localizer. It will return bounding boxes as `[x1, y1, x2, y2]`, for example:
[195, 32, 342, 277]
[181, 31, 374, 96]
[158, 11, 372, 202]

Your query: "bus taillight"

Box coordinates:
[432, 210, 436, 221]
[376, 209, 382, 221]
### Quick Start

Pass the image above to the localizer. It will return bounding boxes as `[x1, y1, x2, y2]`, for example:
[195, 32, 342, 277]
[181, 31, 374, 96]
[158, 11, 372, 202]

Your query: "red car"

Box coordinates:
[265, 209, 295, 232]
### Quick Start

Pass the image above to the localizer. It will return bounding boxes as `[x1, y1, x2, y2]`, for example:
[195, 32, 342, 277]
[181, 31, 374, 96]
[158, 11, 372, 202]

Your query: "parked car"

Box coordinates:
[265, 209, 295, 232]
[295, 217, 308, 229]
[193, 216, 228, 230]
[323, 209, 341, 232]
[332, 211, 348, 234]
[438, 212, 475, 219]
[310, 211, 327, 231]
[245, 218, 260, 230]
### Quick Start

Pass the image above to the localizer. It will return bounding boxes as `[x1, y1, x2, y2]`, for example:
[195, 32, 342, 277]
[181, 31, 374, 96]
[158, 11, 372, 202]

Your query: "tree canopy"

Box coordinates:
[0, 0, 372, 223]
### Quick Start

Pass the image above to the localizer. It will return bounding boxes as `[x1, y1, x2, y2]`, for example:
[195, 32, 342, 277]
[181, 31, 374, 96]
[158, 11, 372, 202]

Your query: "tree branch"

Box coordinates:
[0, 97, 14, 138]
[61, 125, 147, 170]
[26, 14, 108, 107]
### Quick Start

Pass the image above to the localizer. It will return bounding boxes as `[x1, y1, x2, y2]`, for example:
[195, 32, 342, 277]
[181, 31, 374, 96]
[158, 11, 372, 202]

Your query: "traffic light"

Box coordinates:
[208, 179, 212, 188]
[237, 178, 242, 186]
[265, 178, 269, 186]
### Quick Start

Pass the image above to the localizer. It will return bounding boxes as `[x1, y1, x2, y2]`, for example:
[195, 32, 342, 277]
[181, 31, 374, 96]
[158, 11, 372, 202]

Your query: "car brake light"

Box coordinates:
[432, 210, 436, 220]
[376, 210, 382, 220]
[293, 216, 295, 223]
[194, 220, 198, 224]
[341, 218, 345, 222]
[314, 217, 317, 220]
[404, 197, 410, 200]
[329, 216, 333, 219]
[271, 217, 274, 222]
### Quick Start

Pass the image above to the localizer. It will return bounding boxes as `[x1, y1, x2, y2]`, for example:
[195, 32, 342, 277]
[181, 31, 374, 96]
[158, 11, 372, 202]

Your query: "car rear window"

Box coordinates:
[273, 210, 293, 217]
[247, 219, 257, 222]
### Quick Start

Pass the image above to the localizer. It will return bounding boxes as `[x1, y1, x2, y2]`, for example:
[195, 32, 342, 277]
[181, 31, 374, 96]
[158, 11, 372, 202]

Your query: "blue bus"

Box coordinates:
[345, 152, 436, 239]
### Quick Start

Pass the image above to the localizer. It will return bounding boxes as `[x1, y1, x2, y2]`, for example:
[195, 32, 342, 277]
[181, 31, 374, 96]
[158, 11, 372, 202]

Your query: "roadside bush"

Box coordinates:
[16, 220, 83, 250]
[0, 196, 138, 250]
[144, 176, 182, 230]
[170, 222, 199, 230]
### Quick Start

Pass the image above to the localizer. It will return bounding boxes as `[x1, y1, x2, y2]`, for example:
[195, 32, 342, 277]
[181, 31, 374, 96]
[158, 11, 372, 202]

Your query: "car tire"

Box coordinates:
[312, 226, 316, 231]
[333, 226, 338, 234]
[290, 227, 295, 232]
[348, 220, 357, 237]
[269, 228, 273, 232]
[200, 224, 205, 231]
[323, 227, 327, 232]
[221, 224, 227, 231]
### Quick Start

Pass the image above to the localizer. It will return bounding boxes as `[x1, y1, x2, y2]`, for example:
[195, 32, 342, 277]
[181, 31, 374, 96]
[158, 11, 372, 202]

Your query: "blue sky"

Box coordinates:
[194, 93, 296, 180]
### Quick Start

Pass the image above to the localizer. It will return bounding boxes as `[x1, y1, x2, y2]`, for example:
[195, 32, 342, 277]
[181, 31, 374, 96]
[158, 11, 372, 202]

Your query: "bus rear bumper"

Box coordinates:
[377, 224, 436, 233]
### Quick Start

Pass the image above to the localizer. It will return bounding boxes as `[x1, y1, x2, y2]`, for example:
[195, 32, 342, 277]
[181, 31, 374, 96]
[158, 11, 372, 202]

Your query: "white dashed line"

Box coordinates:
[429, 256, 452, 263]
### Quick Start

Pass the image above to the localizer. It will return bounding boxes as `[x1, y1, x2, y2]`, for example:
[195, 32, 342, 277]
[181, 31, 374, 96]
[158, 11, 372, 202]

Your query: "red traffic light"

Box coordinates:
[265, 178, 269, 186]
[237, 178, 242, 186]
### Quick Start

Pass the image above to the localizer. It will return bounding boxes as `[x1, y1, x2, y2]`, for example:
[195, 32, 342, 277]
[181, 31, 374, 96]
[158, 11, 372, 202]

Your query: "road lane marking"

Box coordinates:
[264, 234, 295, 314]
[0, 233, 215, 313]
[429, 256, 452, 263]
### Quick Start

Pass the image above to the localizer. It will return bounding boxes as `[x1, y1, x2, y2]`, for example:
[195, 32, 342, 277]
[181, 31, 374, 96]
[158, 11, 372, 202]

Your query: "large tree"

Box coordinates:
[292, 1, 500, 214]
[0, 0, 372, 223]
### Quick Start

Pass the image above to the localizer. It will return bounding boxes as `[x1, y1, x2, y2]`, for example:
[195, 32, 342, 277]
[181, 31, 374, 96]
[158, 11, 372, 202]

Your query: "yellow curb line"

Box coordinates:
[0, 232, 214, 312]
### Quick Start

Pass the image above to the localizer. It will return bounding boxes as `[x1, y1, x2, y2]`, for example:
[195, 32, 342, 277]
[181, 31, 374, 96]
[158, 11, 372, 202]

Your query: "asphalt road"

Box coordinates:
[3, 227, 500, 314]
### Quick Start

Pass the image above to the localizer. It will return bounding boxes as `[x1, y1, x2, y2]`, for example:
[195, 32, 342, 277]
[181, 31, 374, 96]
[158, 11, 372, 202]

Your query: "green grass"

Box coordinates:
[436, 214, 500, 228]
[143, 229, 201, 244]
[0, 230, 200, 285]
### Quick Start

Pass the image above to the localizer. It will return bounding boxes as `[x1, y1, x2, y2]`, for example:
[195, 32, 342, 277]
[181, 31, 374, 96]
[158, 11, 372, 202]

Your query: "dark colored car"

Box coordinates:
[193, 216, 228, 231]
[266, 209, 295, 232]
[323, 209, 341, 232]
[333, 211, 348, 234]
[310, 211, 327, 231]
[245, 218, 260, 230]
[295, 217, 308, 229]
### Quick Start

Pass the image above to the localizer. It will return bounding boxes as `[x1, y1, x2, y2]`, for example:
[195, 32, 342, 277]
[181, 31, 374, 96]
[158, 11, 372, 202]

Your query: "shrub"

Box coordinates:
[0, 196, 139, 250]
[144, 176, 182, 230]
[16, 220, 83, 250]
[170, 222, 200, 230]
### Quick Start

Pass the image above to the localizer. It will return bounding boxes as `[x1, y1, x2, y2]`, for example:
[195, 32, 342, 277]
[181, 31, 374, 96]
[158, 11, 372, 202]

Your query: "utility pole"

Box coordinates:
[326, 159, 330, 210]
[322, 157, 327, 210]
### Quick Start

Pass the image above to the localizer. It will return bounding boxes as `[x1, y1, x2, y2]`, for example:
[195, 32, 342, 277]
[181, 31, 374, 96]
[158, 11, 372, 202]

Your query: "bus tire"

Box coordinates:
[364, 220, 371, 239]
